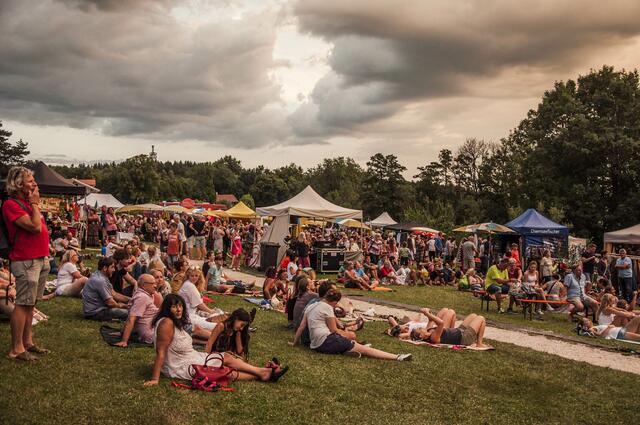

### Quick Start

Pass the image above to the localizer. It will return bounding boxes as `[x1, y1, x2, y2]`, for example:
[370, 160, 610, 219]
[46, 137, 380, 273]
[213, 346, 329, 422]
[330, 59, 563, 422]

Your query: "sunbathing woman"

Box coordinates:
[145, 295, 288, 386]
[409, 308, 488, 348]
[387, 308, 457, 339]
[580, 315, 640, 342]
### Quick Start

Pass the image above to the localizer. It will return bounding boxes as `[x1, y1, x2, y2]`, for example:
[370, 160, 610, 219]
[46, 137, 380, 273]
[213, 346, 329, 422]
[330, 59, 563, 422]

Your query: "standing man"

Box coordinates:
[461, 236, 477, 273]
[615, 249, 635, 303]
[191, 214, 207, 261]
[2, 166, 51, 361]
[581, 243, 597, 283]
[435, 233, 444, 259]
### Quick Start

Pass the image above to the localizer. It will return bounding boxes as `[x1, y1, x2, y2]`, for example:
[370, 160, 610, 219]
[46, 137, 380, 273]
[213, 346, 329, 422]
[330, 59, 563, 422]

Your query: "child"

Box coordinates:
[398, 242, 411, 267]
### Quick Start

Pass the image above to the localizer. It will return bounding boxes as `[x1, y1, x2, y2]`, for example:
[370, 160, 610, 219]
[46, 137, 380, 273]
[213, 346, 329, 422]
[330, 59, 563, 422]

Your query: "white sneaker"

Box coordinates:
[396, 353, 412, 362]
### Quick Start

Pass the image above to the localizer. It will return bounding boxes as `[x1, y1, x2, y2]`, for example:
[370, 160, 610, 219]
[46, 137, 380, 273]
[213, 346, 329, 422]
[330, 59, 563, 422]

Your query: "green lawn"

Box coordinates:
[1, 296, 639, 425]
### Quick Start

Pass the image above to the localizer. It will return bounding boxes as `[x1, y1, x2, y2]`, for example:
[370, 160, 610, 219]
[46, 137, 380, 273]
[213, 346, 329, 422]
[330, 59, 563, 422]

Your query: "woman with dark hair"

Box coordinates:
[146, 296, 288, 386]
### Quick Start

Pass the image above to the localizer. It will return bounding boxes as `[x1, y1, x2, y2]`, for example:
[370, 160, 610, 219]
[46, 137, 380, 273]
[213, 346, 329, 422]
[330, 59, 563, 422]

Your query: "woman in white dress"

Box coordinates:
[145, 294, 288, 386]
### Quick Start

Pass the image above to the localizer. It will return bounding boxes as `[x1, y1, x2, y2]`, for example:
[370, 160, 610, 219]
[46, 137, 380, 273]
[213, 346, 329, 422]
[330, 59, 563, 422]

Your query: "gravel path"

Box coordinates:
[194, 263, 640, 376]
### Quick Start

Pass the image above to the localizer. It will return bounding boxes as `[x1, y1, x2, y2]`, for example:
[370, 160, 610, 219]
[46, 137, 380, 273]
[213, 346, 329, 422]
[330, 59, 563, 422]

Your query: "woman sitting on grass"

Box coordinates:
[407, 308, 488, 348]
[44, 249, 88, 300]
[292, 287, 412, 361]
[146, 295, 288, 386]
[597, 293, 639, 328]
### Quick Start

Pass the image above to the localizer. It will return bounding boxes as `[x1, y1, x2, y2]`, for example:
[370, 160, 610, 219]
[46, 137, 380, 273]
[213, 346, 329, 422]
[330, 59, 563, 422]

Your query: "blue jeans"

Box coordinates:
[619, 277, 635, 303]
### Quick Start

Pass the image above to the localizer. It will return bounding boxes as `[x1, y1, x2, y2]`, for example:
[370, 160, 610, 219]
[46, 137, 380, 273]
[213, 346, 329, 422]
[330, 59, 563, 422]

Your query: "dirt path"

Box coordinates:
[349, 299, 640, 376]
[192, 262, 640, 376]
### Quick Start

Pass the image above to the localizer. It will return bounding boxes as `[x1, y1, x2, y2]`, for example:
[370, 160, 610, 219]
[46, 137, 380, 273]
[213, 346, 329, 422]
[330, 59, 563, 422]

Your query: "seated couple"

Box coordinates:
[145, 295, 288, 386]
[204, 254, 255, 294]
[262, 267, 288, 309]
[343, 261, 379, 290]
[292, 285, 411, 361]
[387, 307, 488, 348]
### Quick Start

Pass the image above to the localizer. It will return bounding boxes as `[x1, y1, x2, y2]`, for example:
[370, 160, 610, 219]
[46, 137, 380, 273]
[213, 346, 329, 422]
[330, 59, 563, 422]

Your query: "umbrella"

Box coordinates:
[164, 205, 191, 214]
[336, 218, 371, 230]
[116, 203, 164, 214]
[453, 222, 515, 234]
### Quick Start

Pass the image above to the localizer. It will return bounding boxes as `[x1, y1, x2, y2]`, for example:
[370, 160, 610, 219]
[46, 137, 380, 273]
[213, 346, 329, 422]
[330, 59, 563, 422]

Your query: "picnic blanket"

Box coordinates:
[100, 325, 205, 348]
[401, 338, 495, 351]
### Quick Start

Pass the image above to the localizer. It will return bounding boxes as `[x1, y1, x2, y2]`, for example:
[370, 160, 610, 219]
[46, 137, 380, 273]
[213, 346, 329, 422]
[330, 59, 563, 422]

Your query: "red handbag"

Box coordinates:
[173, 353, 237, 392]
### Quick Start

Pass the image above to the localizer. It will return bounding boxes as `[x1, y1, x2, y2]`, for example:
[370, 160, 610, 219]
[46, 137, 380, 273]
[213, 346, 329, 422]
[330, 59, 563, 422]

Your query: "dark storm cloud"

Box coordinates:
[290, 0, 640, 137]
[0, 0, 290, 148]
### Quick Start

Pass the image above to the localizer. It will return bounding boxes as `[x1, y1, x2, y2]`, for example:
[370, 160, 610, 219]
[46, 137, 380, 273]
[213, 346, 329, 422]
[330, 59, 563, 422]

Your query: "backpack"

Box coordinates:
[0, 198, 28, 259]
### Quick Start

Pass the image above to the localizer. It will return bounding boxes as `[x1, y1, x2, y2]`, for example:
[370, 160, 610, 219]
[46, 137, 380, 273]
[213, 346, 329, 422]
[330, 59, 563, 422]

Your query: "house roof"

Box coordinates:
[216, 194, 238, 203]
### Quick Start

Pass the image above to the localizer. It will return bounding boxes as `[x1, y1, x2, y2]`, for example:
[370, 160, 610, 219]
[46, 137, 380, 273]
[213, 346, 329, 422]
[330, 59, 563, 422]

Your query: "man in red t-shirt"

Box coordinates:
[1, 167, 51, 361]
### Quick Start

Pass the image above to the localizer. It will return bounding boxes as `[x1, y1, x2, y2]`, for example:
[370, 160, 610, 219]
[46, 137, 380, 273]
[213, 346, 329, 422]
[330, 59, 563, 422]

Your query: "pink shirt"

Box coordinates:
[128, 288, 159, 344]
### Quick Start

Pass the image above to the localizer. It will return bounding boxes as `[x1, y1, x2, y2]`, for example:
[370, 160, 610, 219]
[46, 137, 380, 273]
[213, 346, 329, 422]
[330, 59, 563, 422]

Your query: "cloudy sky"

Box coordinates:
[2, 0, 640, 176]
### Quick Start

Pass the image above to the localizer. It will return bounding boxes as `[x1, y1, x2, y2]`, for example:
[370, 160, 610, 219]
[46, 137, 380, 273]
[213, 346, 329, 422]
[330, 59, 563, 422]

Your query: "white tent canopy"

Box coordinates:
[604, 223, 640, 245]
[257, 186, 362, 219]
[78, 193, 124, 209]
[368, 212, 397, 227]
[258, 186, 363, 264]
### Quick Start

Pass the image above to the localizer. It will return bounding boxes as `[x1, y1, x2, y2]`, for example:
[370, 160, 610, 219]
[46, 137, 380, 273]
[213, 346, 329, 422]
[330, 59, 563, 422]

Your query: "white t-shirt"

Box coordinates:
[306, 301, 335, 349]
[106, 242, 119, 258]
[594, 324, 622, 339]
[397, 266, 410, 285]
[178, 280, 202, 318]
[427, 239, 436, 251]
[57, 262, 78, 286]
[53, 238, 66, 253]
[287, 261, 299, 281]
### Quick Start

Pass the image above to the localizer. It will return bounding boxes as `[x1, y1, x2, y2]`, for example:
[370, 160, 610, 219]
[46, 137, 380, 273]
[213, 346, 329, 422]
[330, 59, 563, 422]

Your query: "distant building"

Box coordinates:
[216, 194, 238, 205]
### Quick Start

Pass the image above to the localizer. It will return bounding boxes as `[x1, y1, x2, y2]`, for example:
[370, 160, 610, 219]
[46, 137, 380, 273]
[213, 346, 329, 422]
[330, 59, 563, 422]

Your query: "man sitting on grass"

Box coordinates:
[115, 274, 159, 347]
[484, 257, 513, 314]
[83, 257, 130, 321]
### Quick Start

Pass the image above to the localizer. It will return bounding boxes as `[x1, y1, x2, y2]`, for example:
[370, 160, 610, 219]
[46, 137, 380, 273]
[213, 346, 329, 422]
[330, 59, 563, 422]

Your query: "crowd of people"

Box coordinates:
[2, 165, 639, 386]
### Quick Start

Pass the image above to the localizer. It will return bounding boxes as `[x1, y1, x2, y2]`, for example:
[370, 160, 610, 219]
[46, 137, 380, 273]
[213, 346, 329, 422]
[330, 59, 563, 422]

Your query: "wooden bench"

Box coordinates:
[519, 298, 568, 320]
[472, 290, 495, 312]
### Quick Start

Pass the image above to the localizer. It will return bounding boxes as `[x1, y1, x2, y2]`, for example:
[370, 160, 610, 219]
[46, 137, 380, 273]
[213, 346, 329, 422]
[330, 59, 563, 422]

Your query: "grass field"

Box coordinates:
[1, 295, 639, 425]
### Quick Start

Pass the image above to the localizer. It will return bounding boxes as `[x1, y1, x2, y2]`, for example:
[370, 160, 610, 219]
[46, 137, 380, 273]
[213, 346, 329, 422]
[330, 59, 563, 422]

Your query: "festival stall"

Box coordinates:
[32, 161, 87, 196]
[257, 186, 362, 270]
[367, 212, 397, 228]
[78, 193, 124, 209]
[506, 209, 569, 261]
[224, 201, 259, 221]
[336, 218, 370, 230]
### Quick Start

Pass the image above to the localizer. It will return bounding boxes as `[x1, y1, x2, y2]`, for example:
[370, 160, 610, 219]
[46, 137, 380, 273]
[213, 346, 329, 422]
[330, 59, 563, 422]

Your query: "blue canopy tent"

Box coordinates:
[505, 209, 569, 260]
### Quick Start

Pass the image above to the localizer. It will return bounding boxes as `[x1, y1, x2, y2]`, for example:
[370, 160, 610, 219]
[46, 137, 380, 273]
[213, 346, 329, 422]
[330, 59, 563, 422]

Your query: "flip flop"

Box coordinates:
[26, 344, 51, 355]
[8, 351, 38, 362]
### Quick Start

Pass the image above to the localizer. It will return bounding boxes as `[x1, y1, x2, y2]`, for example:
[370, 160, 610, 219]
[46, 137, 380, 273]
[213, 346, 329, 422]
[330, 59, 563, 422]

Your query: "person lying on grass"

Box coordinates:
[406, 308, 488, 348]
[292, 287, 411, 361]
[387, 308, 457, 339]
[146, 295, 288, 386]
[579, 315, 640, 342]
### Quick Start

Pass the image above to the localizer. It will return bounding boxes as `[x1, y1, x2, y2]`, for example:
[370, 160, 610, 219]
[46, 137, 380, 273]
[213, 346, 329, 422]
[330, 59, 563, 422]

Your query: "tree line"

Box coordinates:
[3, 66, 640, 242]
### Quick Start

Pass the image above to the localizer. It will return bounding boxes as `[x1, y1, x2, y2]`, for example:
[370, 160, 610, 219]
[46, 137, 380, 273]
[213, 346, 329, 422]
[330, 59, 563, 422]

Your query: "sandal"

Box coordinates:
[269, 365, 289, 383]
[355, 317, 365, 331]
[8, 351, 38, 362]
[26, 344, 51, 355]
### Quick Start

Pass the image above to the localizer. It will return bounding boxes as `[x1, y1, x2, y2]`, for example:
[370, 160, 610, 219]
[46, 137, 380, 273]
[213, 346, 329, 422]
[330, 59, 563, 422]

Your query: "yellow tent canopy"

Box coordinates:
[224, 201, 258, 218]
[205, 209, 229, 218]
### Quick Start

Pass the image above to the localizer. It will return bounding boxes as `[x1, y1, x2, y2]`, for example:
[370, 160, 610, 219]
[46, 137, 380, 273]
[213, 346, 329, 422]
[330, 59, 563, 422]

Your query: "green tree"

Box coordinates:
[239, 194, 255, 210]
[0, 121, 30, 177]
[361, 153, 411, 219]
[307, 157, 364, 209]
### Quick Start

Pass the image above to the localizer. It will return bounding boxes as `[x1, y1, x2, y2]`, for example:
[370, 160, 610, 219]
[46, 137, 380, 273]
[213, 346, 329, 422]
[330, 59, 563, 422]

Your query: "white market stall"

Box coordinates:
[78, 193, 124, 209]
[367, 211, 397, 228]
[257, 186, 363, 267]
